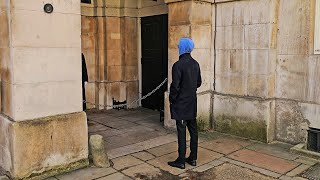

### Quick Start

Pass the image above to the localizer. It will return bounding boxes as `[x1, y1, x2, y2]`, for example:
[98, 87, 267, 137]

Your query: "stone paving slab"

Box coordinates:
[147, 151, 189, 175]
[147, 147, 223, 175]
[212, 163, 276, 180]
[106, 110, 140, 117]
[121, 163, 162, 180]
[112, 155, 145, 171]
[108, 134, 177, 159]
[286, 164, 311, 177]
[131, 151, 156, 161]
[106, 130, 167, 150]
[146, 142, 178, 157]
[219, 157, 282, 178]
[94, 128, 123, 139]
[192, 159, 225, 172]
[99, 120, 139, 130]
[90, 115, 123, 122]
[294, 156, 320, 166]
[228, 149, 300, 174]
[88, 121, 111, 133]
[56, 167, 116, 180]
[96, 172, 132, 180]
[199, 137, 252, 155]
[118, 113, 158, 122]
[246, 143, 299, 161]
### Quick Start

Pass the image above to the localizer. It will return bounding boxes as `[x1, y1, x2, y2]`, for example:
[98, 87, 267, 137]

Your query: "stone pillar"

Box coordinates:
[0, 1, 88, 179]
[164, 0, 213, 130]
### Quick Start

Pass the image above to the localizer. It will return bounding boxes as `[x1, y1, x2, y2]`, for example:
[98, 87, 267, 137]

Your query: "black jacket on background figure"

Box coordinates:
[169, 53, 202, 121]
[82, 54, 88, 111]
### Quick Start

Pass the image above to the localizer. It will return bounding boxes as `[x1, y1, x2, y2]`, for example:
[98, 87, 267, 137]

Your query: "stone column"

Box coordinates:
[0, 0, 88, 179]
[164, 0, 213, 130]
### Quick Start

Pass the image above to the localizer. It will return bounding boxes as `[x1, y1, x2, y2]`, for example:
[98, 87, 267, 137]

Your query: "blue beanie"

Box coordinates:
[178, 38, 194, 56]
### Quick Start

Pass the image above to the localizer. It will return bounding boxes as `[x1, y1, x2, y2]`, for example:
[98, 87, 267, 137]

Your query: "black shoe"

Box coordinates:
[168, 160, 185, 169]
[186, 158, 197, 166]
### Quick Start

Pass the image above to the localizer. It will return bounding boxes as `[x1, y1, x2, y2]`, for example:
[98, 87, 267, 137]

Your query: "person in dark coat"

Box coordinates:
[82, 53, 88, 111]
[168, 38, 202, 169]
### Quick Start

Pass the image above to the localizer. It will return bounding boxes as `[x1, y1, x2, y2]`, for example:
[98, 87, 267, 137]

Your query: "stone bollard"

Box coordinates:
[89, 135, 110, 167]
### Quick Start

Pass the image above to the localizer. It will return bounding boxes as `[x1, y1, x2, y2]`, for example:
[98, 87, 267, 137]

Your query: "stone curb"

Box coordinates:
[290, 144, 320, 160]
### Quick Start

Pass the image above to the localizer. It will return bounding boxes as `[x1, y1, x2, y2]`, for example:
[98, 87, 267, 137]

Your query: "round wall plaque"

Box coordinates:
[44, 3, 53, 14]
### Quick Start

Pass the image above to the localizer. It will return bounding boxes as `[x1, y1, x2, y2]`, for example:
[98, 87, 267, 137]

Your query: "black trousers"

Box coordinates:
[176, 119, 198, 163]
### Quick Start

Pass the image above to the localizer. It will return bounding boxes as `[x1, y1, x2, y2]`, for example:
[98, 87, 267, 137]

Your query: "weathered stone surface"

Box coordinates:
[216, 163, 277, 180]
[88, 121, 110, 133]
[191, 49, 212, 72]
[191, 25, 211, 49]
[89, 135, 110, 167]
[81, 16, 97, 35]
[11, 10, 81, 48]
[244, 24, 270, 50]
[286, 164, 311, 177]
[246, 143, 298, 161]
[168, 25, 191, 49]
[192, 159, 225, 173]
[111, 155, 144, 170]
[147, 147, 223, 175]
[276, 55, 308, 101]
[57, 167, 116, 180]
[228, 149, 299, 174]
[107, 65, 123, 82]
[216, 25, 244, 50]
[108, 134, 176, 159]
[197, 93, 212, 131]
[220, 157, 282, 178]
[168, 1, 192, 26]
[278, 0, 310, 55]
[0, 112, 88, 179]
[214, 95, 274, 142]
[275, 100, 309, 144]
[131, 151, 156, 161]
[164, 92, 176, 129]
[122, 163, 161, 179]
[199, 137, 252, 155]
[96, 172, 131, 180]
[13, 81, 82, 121]
[147, 142, 178, 157]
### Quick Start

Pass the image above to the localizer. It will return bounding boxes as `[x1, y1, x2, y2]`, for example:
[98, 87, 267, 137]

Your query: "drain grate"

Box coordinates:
[307, 128, 320, 152]
[301, 163, 320, 180]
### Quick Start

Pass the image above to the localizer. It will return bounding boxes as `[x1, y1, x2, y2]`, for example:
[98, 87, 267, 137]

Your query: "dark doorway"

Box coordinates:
[141, 14, 168, 110]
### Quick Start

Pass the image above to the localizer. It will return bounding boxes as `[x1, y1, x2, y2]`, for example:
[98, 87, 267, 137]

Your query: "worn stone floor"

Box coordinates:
[46, 108, 320, 180]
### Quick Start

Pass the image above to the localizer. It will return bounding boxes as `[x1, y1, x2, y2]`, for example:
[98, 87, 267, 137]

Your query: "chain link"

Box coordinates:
[84, 78, 168, 109]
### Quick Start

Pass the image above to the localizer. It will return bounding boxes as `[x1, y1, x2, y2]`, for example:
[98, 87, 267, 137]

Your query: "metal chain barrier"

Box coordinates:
[84, 78, 168, 109]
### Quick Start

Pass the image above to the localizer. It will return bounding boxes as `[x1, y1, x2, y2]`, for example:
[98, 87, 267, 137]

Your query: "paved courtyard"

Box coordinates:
[46, 108, 319, 180]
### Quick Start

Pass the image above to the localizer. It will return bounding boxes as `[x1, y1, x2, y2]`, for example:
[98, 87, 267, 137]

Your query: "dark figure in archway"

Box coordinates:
[82, 53, 88, 111]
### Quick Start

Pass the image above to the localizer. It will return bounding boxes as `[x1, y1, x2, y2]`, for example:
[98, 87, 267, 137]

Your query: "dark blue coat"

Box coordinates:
[169, 53, 202, 120]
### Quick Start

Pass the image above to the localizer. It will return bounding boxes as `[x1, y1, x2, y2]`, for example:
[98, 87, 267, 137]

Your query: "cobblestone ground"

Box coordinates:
[46, 108, 320, 180]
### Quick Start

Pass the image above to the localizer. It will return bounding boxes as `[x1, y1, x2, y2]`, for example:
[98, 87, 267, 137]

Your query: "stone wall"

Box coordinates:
[165, 0, 214, 130]
[0, 0, 10, 117]
[164, 0, 320, 144]
[213, 0, 277, 142]
[213, 0, 320, 144]
[0, 0, 88, 178]
[274, 0, 320, 144]
[81, 0, 167, 109]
